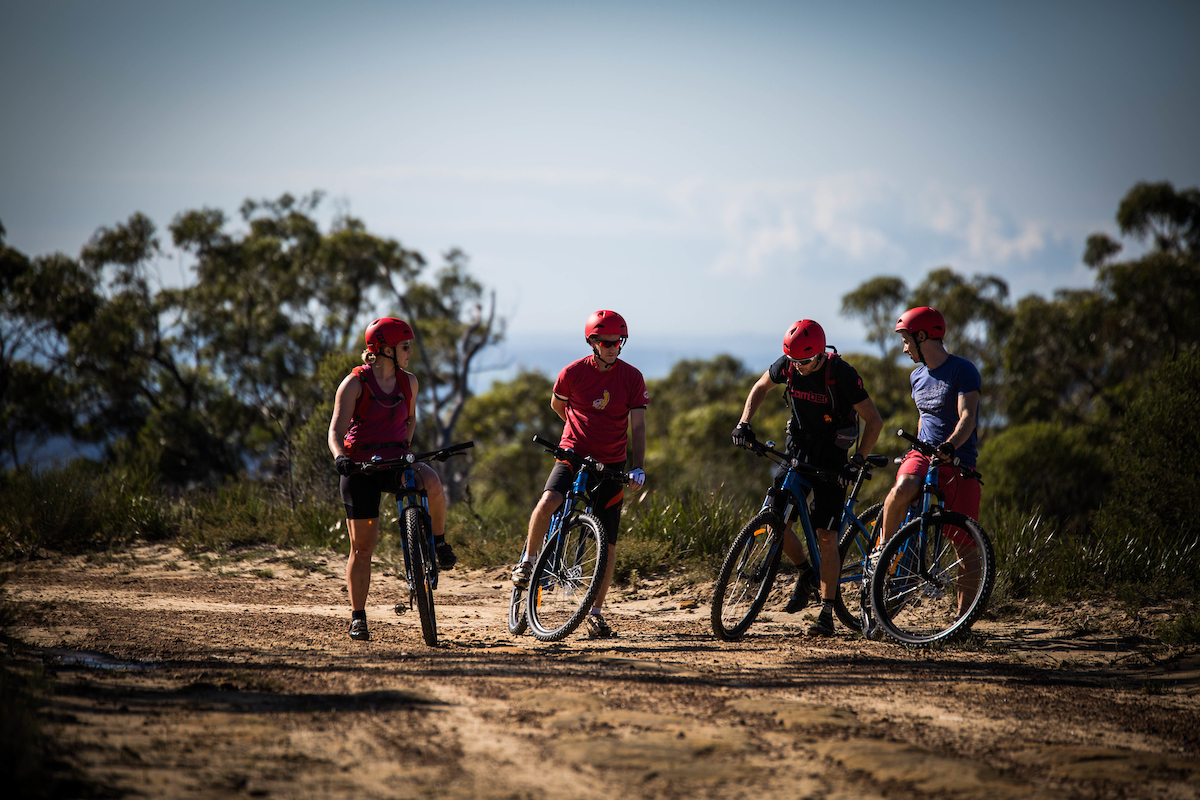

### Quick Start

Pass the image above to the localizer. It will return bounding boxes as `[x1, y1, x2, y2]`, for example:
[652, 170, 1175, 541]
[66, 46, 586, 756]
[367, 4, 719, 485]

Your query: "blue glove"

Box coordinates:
[627, 468, 646, 489]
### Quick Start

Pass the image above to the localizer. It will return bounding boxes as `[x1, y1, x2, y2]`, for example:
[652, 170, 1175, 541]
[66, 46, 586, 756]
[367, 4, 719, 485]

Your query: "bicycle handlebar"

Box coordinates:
[896, 429, 983, 482]
[734, 437, 842, 483]
[531, 434, 631, 484]
[355, 441, 475, 472]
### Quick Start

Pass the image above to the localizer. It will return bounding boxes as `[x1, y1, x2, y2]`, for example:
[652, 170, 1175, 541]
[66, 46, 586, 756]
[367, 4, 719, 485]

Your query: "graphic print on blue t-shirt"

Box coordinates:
[910, 354, 981, 467]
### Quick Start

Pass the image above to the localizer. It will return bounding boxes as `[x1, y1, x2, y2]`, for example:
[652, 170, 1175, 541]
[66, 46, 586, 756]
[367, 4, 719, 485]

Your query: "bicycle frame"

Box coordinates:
[542, 468, 596, 569]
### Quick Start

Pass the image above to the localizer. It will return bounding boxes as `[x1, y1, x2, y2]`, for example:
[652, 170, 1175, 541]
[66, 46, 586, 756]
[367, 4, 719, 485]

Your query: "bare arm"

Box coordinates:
[328, 373, 362, 458]
[550, 392, 568, 422]
[853, 396, 883, 458]
[628, 407, 646, 471]
[738, 370, 776, 424]
[405, 372, 419, 448]
[946, 390, 980, 450]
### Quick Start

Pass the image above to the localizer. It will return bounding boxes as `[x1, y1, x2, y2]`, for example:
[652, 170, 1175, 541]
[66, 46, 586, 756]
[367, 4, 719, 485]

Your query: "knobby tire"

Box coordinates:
[508, 583, 529, 636]
[711, 510, 785, 641]
[527, 512, 608, 642]
[404, 506, 438, 647]
[870, 509, 995, 645]
[834, 502, 882, 632]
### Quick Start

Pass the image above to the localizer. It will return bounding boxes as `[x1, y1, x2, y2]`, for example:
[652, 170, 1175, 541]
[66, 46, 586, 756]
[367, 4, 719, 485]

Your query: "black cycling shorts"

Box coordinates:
[542, 460, 626, 544]
[776, 464, 846, 532]
[340, 470, 412, 520]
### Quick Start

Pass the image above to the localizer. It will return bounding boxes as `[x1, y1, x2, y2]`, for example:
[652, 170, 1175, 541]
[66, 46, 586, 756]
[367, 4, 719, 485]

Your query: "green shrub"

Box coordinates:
[0, 462, 175, 558]
[977, 421, 1110, 534]
[1092, 351, 1200, 589]
[1157, 603, 1200, 646]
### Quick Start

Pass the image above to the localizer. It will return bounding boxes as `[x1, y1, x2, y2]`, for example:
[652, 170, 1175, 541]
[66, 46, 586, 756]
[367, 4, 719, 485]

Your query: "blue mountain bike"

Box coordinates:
[356, 441, 473, 647]
[509, 435, 629, 642]
[866, 429, 995, 645]
[712, 436, 888, 641]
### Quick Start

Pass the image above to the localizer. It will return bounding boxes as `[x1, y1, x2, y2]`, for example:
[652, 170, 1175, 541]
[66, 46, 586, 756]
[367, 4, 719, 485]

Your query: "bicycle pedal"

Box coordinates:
[394, 603, 408, 615]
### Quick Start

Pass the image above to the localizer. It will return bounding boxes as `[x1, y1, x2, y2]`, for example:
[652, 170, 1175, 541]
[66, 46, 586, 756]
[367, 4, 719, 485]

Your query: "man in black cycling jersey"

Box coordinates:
[732, 319, 882, 637]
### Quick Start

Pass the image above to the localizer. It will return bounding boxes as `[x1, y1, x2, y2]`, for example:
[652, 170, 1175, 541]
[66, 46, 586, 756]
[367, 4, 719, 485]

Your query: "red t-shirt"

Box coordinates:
[554, 356, 649, 463]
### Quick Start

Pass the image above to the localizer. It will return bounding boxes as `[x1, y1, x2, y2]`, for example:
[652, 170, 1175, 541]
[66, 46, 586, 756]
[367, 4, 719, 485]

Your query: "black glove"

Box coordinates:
[732, 422, 754, 447]
[335, 455, 356, 476]
[839, 461, 860, 484]
[934, 442, 956, 463]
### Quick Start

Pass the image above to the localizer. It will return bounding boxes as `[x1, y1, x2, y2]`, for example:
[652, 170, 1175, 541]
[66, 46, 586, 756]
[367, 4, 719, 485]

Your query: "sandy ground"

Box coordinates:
[4, 543, 1199, 799]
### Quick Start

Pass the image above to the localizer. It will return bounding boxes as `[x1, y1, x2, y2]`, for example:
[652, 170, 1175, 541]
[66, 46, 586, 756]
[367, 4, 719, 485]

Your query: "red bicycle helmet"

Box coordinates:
[894, 307, 946, 339]
[364, 317, 415, 354]
[584, 310, 628, 342]
[783, 320, 826, 360]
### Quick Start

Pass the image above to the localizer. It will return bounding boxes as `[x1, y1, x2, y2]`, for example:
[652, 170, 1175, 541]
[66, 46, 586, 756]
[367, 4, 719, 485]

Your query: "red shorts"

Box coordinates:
[898, 450, 981, 545]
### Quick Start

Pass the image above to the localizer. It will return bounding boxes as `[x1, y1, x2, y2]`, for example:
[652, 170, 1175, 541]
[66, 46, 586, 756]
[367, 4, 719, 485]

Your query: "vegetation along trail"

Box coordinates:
[4, 544, 1198, 799]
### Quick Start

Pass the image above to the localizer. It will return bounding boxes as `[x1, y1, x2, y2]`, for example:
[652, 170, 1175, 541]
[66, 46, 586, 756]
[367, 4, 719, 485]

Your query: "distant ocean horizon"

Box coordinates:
[471, 330, 874, 390]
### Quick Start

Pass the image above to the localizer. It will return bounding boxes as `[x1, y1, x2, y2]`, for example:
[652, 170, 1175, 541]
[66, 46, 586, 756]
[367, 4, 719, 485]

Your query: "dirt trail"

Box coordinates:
[5, 544, 1199, 799]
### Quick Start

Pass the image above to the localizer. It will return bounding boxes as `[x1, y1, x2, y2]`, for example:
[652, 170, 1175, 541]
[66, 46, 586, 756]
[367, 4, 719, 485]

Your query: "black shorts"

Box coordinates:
[340, 470, 411, 520]
[776, 464, 847, 532]
[543, 460, 626, 544]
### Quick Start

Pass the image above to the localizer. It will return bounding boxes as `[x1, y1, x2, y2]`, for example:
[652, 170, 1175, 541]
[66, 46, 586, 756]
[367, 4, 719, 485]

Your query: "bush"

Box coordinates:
[977, 421, 1110, 534]
[1093, 350, 1200, 590]
[0, 462, 175, 558]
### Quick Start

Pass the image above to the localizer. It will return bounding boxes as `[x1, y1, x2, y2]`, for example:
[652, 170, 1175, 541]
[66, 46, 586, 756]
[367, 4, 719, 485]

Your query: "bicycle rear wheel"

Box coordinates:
[527, 512, 608, 642]
[404, 506, 438, 647]
[508, 584, 528, 636]
[711, 510, 785, 641]
[834, 502, 881, 632]
[870, 510, 995, 645]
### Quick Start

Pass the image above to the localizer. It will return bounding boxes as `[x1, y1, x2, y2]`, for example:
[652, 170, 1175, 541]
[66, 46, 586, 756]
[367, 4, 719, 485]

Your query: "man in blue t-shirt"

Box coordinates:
[877, 306, 983, 618]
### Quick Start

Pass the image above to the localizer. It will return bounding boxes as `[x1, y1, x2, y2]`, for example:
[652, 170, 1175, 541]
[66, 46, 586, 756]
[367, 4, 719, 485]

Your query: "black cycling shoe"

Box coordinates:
[806, 613, 835, 637]
[349, 618, 370, 641]
[435, 541, 458, 569]
[784, 566, 817, 613]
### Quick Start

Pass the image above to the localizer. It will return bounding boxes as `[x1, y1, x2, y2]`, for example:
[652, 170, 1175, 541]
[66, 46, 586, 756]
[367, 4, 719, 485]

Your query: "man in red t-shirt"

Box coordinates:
[511, 310, 649, 638]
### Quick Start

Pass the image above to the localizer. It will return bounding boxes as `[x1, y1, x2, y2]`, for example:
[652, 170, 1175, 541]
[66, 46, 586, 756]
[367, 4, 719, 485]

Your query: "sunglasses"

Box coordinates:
[789, 354, 819, 366]
[593, 339, 624, 349]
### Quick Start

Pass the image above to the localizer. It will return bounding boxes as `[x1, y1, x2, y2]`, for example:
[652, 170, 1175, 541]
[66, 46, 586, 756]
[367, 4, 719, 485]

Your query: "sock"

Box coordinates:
[434, 535, 446, 545]
[351, 609, 367, 621]
[819, 600, 834, 617]
[590, 607, 603, 616]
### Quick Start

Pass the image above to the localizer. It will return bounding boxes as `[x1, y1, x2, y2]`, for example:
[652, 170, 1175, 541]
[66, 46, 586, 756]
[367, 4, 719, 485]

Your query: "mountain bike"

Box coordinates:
[712, 436, 888, 641]
[866, 429, 995, 645]
[356, 441, 474, 646]
[517, 434, 628, 642]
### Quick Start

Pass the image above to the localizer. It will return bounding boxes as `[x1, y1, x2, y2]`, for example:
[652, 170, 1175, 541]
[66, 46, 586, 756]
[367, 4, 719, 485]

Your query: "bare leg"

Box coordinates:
[592, 542, 617, 611]
[781, 523, 807, 566]
[954, 539, 981, 617]
[413, 463, 447, 538]
[880, 474, 922, 544]
[346, 518, 379, 612]
[815, 527, 839, 600]
[522, 490, 564, 559]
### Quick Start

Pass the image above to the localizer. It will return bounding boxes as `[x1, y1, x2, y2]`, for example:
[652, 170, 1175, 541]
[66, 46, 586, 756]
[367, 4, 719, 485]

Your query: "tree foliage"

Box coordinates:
[0, 193, 501, 497]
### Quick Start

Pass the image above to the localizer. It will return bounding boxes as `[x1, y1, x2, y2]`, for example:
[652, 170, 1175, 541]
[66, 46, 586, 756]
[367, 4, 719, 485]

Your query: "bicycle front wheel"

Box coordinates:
[527, 513, 608, 642]
[711, 510, 785, 641]
[870, 510, 995, 645]
[404, 506, 438, 647]
[834, 502, 882, 632]
[508, 583, 529, 636]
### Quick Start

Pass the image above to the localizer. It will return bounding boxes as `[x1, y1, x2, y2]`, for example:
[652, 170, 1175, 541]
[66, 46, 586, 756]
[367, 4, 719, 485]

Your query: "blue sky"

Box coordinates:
[2, 0, 1198, 379]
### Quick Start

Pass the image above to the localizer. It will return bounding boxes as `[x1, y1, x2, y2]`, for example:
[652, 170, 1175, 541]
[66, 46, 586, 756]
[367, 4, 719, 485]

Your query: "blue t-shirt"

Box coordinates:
[910, 355, 982, 467]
